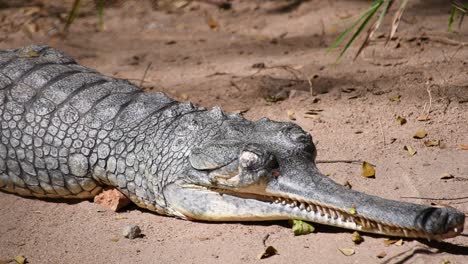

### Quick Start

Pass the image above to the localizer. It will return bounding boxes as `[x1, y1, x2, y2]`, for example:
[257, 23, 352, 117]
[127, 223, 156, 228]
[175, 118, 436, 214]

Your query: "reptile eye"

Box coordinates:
[239, 151, 260, 170]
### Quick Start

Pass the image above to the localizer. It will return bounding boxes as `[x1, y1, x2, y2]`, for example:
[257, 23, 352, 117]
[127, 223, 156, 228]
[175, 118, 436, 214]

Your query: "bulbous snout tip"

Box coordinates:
[417, 207, 465, 239]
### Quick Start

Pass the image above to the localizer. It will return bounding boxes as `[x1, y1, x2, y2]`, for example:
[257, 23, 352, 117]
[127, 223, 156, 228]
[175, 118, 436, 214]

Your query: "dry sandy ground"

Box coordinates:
[0, 0, 467, 263]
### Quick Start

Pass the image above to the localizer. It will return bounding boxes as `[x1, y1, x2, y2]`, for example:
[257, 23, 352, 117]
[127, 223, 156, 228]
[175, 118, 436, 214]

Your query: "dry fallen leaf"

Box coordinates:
[384, 238, 403, 246]
[417, 114, 430, 121]
[206, 17, 219, 30]
[362, 161, 375, 178]
[290, 219, 315, 236]
[396, 116, 407, 125]
[460, 144, 468, 150]
[440, 173, 454, 180]
[343, 181, 352, 189]
[349, 205, 357, 215]
[376, 251, 387, 258]
[413, 130, 427, 139]
[351, 231, 364, 244]
[424, 140, 440, 147]
[389, 95, 401, 102]
[395, 239, 404, 246]
[403, 145, 417, 156]
[383, 238, 398, 246]
[338, 248, 355, 256]
[14, 256, 26, 264]
[287, 110, 296, 121]
[19, 50, 39, 58]
[257, 246, 278, 259]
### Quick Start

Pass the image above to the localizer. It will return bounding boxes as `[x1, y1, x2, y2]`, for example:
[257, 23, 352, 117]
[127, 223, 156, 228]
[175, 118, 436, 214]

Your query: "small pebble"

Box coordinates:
[122, 224, 141, 239]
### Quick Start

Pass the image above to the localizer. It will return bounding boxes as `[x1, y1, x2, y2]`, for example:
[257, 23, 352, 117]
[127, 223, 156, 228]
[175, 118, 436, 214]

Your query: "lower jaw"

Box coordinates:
[216, 189, 447, 240]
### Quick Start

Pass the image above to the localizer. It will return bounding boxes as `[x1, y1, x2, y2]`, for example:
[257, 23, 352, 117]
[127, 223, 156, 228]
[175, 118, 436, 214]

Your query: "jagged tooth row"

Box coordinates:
[271, 196, 422, 238]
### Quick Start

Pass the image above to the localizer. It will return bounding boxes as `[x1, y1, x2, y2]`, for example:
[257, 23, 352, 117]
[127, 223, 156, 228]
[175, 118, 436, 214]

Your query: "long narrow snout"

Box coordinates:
[266, 159, 465, 239]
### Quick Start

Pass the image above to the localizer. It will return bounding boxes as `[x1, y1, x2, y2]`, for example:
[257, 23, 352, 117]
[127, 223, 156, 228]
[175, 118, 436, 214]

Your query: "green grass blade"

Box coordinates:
[96, 0, 106, 31]
[336, 1, 384, 62]
[328, 0, 384, 52]
[63, 0, 82, 32]
[449, 7, 457, 32]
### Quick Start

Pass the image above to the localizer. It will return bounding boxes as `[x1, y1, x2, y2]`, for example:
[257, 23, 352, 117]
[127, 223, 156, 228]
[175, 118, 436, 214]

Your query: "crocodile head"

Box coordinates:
[164, 117, 465, 240]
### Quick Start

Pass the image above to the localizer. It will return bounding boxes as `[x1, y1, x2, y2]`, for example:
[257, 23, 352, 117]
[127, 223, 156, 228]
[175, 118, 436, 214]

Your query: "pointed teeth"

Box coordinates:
[299, 203, 305, 210]
[454, 228, 458, 233]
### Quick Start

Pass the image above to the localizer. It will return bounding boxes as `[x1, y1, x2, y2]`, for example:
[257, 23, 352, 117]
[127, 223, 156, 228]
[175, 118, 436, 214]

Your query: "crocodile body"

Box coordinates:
[0, 45, 464, 240]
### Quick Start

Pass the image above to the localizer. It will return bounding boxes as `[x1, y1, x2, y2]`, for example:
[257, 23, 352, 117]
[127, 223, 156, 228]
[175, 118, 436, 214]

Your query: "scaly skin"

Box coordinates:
[0, 46, 465, 240]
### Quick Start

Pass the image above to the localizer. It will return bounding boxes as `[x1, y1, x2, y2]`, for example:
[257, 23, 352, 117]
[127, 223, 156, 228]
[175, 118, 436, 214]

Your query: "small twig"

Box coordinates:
[378, 116, 386, 146]
[140, 62, 152, 87]
[316, 160, 376, 167]
[262, 234, 270, 247]
[307, 76, 313, 96]
[401, 196, 468, 201]
[316, 159, 364, 165]
[426, 86, 432, 115]
[428, 36, 468, 47]
[230, 80, 241, 91]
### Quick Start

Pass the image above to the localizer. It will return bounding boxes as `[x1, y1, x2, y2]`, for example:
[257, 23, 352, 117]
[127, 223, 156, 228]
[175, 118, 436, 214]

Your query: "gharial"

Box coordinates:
[0, 45, 465, 240]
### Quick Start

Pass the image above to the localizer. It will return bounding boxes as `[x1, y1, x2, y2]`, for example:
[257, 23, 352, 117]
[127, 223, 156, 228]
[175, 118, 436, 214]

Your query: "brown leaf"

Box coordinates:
[14, 256, 26, 264]
[338, 248, 355, 256]
[287, 110, 296, 121]
[460, 144, 468, 150]
[396, 116, 407, 125]
[362, 162, 375, 178]
[206, 17, 219, 30]
[440, 173, 454, 180]
[343, 181, 352, 189]
[424, 140, 439, 147]
[257, 246, 278, 259]
[383, 238, 398, 246]
[417, 114, 430, 121]
[403, 145, 417, 156]
[351, 231, 364, 244]
[376, 251, 387, 258]
[389, 95, 401, 102]
[395, 239, 404, 246]
[413, 130, 427, 139]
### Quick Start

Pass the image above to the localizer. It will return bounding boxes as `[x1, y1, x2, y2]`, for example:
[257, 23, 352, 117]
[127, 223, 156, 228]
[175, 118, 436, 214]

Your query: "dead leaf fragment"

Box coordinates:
[424, 140, 439, 147]
[389, 95, 401, 102]
[338, 248, 355, 256]
[290, 219, 315, 236]
[413, 130, 427, 139]
[396, 116, 407, 125]
[384, 238, 403, 246]
[351, 231, 364, 244]
[403, 145, 417, 156]
[362, 161, 375, 178]
[19, 50, 39, 58]
[460, 144, 468, 150]
[376, 251, 387, 258]
[383, 238, 398, 246]
[287, 110, 296, 121]
[349, 206, 357, 215]
[343, 181, 352, 189]
[257, 246, 278, 259]
[417, 114, 430, 121]
[441, 260, 451, 264]
[14, 256, 26, 264]
[440, 173, 454, 180]
[207, 17, 219, 30]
